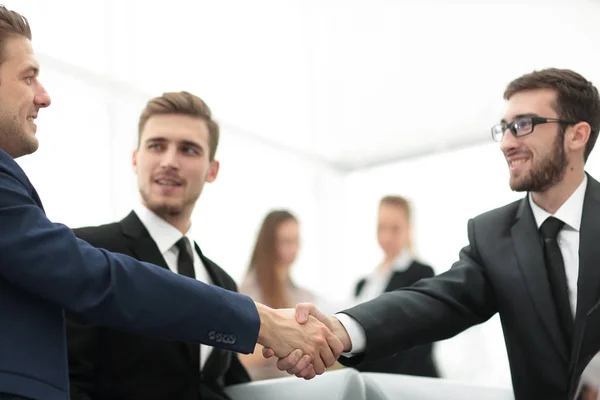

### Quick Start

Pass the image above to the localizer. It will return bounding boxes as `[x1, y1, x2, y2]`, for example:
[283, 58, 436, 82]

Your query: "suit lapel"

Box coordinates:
[511, 197, 569, 363]
[195, 243, 225, 288]
[120, 211, 169, 270]
[573, 176, 600, 368]
[120, 211, 199, 366]
[353, 279, 365, 297]
[384, 271, 405, 292]
[384, 263, 418, 292]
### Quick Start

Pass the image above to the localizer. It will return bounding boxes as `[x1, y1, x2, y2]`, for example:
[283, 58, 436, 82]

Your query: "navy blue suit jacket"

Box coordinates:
[0, 149, 260, 400]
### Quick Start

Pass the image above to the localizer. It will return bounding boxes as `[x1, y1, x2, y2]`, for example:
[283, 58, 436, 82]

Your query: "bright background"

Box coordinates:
[9, 0, 600, 389]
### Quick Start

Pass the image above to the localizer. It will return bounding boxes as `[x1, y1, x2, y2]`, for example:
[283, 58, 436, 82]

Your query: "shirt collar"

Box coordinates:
[528, 175, 587, 232]
[133, 203, 195, 255]
[388, 248, 413, 272]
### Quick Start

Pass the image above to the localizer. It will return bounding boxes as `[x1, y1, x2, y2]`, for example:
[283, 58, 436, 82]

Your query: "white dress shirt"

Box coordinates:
[337, 176, 588, 355]
[134, 204, 213, 369]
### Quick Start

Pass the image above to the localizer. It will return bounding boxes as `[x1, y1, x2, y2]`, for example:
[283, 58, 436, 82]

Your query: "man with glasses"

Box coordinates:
[270, 68, 600, 400]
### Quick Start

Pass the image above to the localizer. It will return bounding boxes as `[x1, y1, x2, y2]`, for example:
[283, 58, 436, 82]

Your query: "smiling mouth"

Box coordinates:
[509, 158, 529, 168]
[155, 179, 182, 187]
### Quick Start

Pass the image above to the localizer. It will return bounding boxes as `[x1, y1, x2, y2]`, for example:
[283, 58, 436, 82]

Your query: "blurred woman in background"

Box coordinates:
[352, 195, 439, 377]
[239, 210, 317, 380]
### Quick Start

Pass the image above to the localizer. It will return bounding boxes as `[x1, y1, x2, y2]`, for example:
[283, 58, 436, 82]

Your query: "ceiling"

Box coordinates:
[15, 0, 600, 172]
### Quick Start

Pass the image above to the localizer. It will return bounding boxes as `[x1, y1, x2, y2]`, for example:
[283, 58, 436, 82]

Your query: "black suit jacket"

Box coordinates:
[353, 260, 439, 377]
[67, 211, 250, 400]
[339, 174, 600, 400]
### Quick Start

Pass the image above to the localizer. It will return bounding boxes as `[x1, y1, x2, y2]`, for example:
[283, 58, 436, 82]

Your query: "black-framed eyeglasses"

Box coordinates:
[491, 117, 578, 142]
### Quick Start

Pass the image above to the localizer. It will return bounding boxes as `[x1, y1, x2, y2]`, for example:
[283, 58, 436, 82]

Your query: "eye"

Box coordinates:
[182, 146, 199, 155]
[148, 143, 162, 150]
[24, 76, 33, 85]
[515, 118, 533, 131]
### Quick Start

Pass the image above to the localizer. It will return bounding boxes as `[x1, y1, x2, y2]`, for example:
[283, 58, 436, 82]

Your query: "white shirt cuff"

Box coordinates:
[334, 312, 366, 356]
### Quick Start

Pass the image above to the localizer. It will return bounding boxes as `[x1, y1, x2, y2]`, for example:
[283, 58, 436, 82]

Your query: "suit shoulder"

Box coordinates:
[72, 222, 122, 248]
[471, 198, 522, 226]
[0, 149, 34, 190]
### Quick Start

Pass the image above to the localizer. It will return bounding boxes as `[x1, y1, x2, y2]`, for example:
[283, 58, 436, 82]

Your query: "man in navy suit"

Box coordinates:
[0, 6, 343, 400]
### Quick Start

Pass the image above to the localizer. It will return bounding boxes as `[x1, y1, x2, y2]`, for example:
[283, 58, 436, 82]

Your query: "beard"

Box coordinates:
[139, 185, 198, 219]
[510, 132, 568, 192]
[0, 114, 38, 158]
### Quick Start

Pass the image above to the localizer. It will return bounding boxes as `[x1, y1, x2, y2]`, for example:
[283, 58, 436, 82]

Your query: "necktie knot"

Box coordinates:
[176, 237, 192, 257]
[540, 216, 565, 240]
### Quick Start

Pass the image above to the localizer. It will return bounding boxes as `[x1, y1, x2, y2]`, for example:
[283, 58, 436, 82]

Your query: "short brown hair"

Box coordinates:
[380, 195, 411, 219]
[504, 68, 600, 162]
[138, 91, 220, 160]
[0, 6, 32, 64]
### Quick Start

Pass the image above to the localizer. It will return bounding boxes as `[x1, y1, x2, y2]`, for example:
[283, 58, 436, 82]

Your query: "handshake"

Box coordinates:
[254, 302, 352, 380]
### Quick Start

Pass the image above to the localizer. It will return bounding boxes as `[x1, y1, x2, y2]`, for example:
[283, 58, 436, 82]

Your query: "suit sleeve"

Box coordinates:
[217, 274, 252, 385]
[0, 169, 259, 354]
[338, 218, 497, 366]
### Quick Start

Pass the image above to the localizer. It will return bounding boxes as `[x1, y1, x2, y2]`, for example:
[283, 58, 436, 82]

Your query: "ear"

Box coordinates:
[567, 121, 591, 155]
[205, 160, 220, 183]
[132, 149, 138, 174]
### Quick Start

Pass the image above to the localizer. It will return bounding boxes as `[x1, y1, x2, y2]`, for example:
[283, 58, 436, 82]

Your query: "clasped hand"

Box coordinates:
[260, 303, 351, 380]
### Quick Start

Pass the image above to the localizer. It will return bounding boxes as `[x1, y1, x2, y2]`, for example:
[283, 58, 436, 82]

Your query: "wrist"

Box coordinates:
[330, 316, 352, 352]
[255, 302, 275, 346]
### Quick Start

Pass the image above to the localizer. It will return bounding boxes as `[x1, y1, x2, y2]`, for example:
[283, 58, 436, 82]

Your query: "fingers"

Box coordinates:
[311, 352, 326, 375]
[262, 347, 275, 359]
[326, 331, 344, 359]
[296, 333, 341, 376]
[275, 349, 304, 371]
[295, 303, 332, 330]
[283, 354, 312, 375]
[316, 339, 336, 372]
[298, 364, 316, 380]
[311, 329, 333, 374]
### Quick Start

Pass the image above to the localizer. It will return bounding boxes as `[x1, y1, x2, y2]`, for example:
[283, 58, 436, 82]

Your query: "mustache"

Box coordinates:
[504, 150, 531, 158]
[152, 173, 185, 183]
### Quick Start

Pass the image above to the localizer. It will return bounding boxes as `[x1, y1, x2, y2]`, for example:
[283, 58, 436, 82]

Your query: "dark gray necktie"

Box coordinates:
[175, 237, 195, 279]
[540, 216, 573, 347]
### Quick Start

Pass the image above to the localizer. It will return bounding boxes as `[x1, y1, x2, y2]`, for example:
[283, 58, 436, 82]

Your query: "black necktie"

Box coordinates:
[540, 216, 573, 346]
[175, 237, 195, 279]
[175, 237, 201, 371]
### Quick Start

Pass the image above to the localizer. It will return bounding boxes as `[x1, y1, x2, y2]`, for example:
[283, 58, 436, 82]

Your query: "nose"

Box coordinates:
[159, 146, 180, 170]
[34, 82, 51, 108]
[500, 128, 518, 154]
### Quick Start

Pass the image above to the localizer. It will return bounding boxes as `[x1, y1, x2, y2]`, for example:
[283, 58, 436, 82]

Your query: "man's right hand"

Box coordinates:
[254, 302, 344, 376]
[262, 303, 352, 379]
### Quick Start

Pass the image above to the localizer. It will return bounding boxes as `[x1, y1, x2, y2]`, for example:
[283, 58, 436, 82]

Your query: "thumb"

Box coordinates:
[262, 347, 275, 359]
[295, 302, 313, 324]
